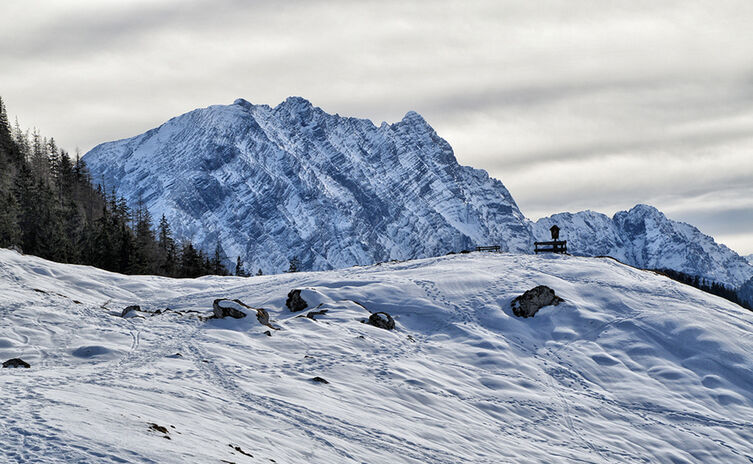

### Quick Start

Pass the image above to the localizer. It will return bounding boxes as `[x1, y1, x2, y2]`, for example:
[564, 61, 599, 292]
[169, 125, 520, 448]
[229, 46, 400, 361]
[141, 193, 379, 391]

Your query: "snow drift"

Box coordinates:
[1, 248, 752, 463]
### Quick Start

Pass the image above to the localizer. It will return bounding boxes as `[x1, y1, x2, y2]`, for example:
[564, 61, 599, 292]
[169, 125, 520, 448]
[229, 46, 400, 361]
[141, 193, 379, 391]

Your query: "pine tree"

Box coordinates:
[131, 199, 157, 274]
[256, 268, 263, 276]
[29, 129, 50, 184]
[0, 190, 21, 248]
[234, 256, 248, 277]
[179, 242, 204, 278]
[157, 214, 177, 276]
[287, 256, 300, 273]
[211, 240, 228, 276]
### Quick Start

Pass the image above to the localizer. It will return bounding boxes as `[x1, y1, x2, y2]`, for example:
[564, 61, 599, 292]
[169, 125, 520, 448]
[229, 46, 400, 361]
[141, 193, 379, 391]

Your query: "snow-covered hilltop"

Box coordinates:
[83, 97, 531, 273]
[534, 205, 753, 287]
[1, 248, 752, 463]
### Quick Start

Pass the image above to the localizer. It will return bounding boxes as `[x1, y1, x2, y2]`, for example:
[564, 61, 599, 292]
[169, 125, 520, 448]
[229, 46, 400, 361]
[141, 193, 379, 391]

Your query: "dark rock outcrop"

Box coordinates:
[3, 358, 30, 368]
[311, 376, 329, 384]
[510, 285, 564, 318]
[298, 309, 328, 321]
[367, 312, 395, 330]
[212, 299, 248, 319]
[121, 305, 141, 317]
[286, 289, 308, 312]
[256, 308, 280, 330]
[148, 423, 171, 440]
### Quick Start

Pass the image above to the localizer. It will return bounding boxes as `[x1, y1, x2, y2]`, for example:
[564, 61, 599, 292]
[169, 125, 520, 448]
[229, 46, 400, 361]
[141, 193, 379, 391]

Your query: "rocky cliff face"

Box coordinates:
[534, 205, 753, 287]
[84, 97, 532, 273]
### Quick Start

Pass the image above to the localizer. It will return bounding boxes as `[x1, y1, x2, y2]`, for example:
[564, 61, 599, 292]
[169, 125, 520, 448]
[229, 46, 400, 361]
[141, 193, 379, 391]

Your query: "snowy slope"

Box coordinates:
[2, 248, 753, 463]
[534, 205, 753, 287]
[83, 98, 531, 273]
[746, 254, 753, 266]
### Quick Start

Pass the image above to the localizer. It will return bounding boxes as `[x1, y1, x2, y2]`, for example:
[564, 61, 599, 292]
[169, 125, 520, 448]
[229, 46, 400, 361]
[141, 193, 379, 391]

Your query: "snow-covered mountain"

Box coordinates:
[533, 205, 753, 287]
[746, 254, 753, 266]
[83, 97, 752, 287]
[83, 97, 531, 273]
[2, 248, 753, 463]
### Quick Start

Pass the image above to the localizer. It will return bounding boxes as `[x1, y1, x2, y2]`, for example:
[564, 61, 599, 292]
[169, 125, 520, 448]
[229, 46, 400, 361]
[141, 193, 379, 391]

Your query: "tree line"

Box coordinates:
[653, 268, 752, 311]
[0, 96, 231, 278]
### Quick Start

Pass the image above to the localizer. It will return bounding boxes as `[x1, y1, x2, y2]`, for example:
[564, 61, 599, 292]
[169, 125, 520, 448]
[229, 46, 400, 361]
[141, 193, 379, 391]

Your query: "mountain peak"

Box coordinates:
[624, 203, 662, 217]
[278, 96, 314, 110]
[400, 110, 428, 125]
[82, 97, 530, 273]
[233, 98, 252, 107]
[535, 204, 753, 287]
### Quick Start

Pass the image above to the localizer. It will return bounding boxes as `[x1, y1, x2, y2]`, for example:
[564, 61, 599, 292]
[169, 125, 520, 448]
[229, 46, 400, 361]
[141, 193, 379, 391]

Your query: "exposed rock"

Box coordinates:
[367, 312, 395, 330]
[121, 305, 141, 317]
[230, 444, 254, 458]
[256, 308, 280, 330]
[310, 376, 329, 384]
[148, 423, 171, 439]
[212, 299, 248, 319]
[286, 289, 308, 312]
[263, 330, 272, 337]
[510, 285, 564, 318]
[3, 358, 30, 368]
[298, 309, 328, 321]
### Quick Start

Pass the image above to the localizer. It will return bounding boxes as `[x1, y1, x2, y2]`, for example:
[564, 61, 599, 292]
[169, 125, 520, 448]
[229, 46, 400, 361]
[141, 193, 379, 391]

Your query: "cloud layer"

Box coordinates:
[2, 0, 751, 254]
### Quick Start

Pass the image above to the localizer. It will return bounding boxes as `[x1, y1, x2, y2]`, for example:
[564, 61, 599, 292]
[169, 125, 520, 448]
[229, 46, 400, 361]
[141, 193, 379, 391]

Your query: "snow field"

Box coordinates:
[1, 249, 752, 463]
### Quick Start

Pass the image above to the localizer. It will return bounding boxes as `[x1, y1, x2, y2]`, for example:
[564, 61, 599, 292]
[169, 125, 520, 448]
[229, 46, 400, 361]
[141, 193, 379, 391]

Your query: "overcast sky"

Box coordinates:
[2, 0, 752, 254]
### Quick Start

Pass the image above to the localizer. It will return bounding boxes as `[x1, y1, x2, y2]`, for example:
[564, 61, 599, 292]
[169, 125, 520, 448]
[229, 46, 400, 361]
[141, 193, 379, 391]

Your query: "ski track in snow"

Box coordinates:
[2, 250, 753, 463]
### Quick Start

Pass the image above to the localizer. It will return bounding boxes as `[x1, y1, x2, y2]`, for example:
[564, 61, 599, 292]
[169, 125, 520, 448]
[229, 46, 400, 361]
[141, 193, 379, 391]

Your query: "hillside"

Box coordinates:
[1, 248, 752, 463]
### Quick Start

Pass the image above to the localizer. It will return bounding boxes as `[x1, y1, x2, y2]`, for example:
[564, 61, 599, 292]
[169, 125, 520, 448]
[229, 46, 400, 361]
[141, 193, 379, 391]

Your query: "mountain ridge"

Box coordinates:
[84, 97, 753, 289]
[84, 97, 532, 274]
[533, 204, 753, 287]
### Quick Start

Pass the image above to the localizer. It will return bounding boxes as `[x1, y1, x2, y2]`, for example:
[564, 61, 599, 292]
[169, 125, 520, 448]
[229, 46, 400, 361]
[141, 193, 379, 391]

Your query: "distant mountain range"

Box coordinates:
[534, 206, 753, 288]
[83, 97, 753, 289]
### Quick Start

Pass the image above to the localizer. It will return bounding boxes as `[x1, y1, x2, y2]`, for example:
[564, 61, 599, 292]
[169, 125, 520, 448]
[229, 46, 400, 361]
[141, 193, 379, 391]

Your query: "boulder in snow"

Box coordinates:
[256, 307, 280, 330]
[3, 358, 30, 368]
[367, 312, 395, 330]
[121, 305, 141, 317]
[511, 285, 564, 318]
[212, 299, 248, 319]
[286, 289, 308, 312]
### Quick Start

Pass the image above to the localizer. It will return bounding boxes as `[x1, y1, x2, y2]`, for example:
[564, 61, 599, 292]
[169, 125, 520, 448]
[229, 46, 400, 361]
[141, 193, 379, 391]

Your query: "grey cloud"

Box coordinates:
[2, 0, 753, 254]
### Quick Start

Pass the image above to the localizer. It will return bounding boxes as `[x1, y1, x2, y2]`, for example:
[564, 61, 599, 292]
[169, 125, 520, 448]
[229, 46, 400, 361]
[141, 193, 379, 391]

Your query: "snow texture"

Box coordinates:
[2, 248, 753, 463]
[83, 97, 531, 274]
[534, 205, 753, 287]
